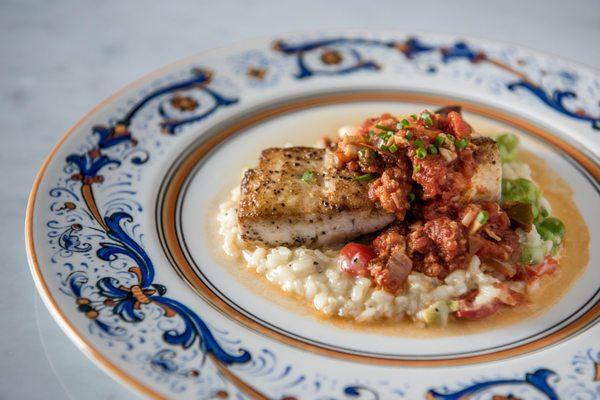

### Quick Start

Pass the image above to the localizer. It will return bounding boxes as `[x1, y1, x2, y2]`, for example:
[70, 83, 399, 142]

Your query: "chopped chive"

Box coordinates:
[375, 124, 395, 132]
[302, 170, 315, 183]
[476, 210, 489, 224]
[427, 145, 438, 155]
[420, 111, 433, 126]
[414, 139, 425, 148]
[397, 119, 410, 129]
[378, 130, 393, 141]
[408, 192, 416, 202]
[416, 147, 427, 159]
[455, 138, 468, 150]
[411, 114, 418, 120]
[389, 143, 398, 153]
[434, 135, 445, 147]
[353, 173, 374, 182]
[405, 131, 413, 140]
[368, 130, 375, 137]
[379, 144, 389, 152]
[414, 164, 421, 173]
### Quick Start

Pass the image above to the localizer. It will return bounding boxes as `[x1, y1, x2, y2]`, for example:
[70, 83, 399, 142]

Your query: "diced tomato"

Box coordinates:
[447, 111, 472, 139]
[456, 299, 502, 319]
[533, 257, 558, 277]
[513, 257, 558, 284]
[339, 243, 376, 276]
[455, 283, 521, 319]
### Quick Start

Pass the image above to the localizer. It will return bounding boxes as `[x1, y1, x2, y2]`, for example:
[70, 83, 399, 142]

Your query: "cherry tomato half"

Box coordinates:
[339, 243, 376, 276]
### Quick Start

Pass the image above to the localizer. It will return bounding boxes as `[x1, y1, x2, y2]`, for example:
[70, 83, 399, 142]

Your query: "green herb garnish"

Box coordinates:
[420, 111, 433, 126]
[434, 135, 445, 147]
[397, 119, 410, 129]
[302, 170, 315, 183]
[408, 192, 416, 202]
[378, 131, 393, 141]
[389, 143, 398, 153]
[405, 131, 413, 140]
[411, 114, 418, 120]
[353, 173, 374, 182]
[455, 138, 468, 150]
[375, 124, 395, 132]
[416, 147, 427, 159]
[476, 210, 489, 224]
[414, 139, 425, 148]
[414, 164, 421, 173]
[427, 145, 438, 155]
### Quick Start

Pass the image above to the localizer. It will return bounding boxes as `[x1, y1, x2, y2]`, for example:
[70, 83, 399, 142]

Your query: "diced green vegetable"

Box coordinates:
[427, 145, 438, 155]
[405, 131, 413, 140]
[520, 245, 546, 265]
[414, 139, 425, 148]
[414, 164, 421, 173]
[496, 133, 519, 162]
[418, 300, 459, 326]
[416, 147, 427, 159]
[389, 143, 398, 153]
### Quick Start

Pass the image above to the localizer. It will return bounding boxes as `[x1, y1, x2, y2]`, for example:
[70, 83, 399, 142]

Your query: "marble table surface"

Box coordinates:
[1, 0, 598, 398]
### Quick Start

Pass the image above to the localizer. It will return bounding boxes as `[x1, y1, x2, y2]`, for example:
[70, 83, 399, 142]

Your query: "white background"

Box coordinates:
[1, 0, 598, 398]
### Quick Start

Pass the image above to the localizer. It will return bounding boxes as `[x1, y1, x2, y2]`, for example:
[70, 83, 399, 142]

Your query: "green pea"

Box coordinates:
[496, 133, 519, 162]
[536, 217, 565, 245]
[502, 178, 539, 205]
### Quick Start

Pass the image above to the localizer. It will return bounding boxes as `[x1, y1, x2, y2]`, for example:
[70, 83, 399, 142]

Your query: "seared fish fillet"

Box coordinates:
[464, 137, 502, 202]
[238, 147, 395, 247]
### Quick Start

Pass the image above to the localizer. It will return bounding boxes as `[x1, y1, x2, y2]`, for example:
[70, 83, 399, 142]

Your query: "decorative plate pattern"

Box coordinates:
[27, 31, 599, 399]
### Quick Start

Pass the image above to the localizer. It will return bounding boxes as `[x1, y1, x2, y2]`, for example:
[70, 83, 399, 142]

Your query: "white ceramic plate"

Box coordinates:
[27, 31, 600, 399]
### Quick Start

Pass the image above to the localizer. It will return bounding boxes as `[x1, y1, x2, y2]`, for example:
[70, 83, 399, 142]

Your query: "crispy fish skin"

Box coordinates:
[463, 136, 502, 202]
[238, 147, 395, 247]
